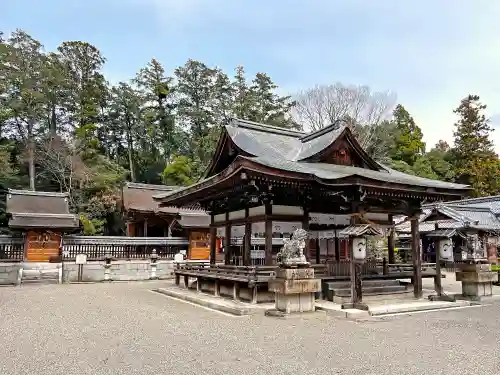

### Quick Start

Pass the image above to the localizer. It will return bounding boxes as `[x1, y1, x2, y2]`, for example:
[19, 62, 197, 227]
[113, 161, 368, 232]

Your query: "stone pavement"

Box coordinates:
[1, 281, 499, 375]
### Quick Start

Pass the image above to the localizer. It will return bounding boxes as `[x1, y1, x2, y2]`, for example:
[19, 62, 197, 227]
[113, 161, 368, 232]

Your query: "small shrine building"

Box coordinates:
[6, 189, 80, 262]
[122, 182, 214, 259]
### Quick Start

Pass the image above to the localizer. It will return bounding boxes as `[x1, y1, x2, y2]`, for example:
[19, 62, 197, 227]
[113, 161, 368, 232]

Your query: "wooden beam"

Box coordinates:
[411, 215, 423, 298]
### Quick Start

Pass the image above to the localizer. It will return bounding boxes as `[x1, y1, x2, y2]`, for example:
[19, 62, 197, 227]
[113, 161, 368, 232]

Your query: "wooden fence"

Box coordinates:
[0, 235, 189, 261]
[0, 235, 24, 262]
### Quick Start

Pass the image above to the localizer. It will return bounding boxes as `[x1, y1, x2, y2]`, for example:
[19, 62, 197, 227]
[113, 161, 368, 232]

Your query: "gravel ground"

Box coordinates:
[1, 281, 499, 375]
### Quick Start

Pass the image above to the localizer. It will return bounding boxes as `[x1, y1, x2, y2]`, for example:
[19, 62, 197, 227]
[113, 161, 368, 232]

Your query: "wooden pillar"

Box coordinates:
[209, 215, 216, 265]
[126, 222, 134, 236]
[334, 236, 340, 261]
[433, 223, 443, 297]
[302, 208, 310, 261]
[224, 217, 231, 265]
[243, 208, 251, 266]
[264, 203, 273, 266]
[411, 215, 423, 299]
[143, 218, 148, 237]
[315, 237, 320, 264]
[349, 214, 363, 306]
[387, 214, 395, 264]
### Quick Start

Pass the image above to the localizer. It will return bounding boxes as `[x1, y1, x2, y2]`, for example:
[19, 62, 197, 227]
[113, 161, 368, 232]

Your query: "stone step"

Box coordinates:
[325, 279, 402, 290]
[331, 285, 408, 297]
[20, 263, 62, 285]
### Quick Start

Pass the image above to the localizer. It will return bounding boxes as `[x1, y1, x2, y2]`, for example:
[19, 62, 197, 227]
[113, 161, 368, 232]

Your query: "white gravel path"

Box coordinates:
[0, 281, 499, 375]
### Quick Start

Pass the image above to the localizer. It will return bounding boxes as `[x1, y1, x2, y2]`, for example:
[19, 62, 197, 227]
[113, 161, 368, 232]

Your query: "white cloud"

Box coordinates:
[137, 0, 500, 151]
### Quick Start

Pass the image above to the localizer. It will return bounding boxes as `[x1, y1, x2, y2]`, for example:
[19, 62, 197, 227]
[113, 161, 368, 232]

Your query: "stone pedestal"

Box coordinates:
[267, 267, 321, 315]
[455, 263, 498, 299]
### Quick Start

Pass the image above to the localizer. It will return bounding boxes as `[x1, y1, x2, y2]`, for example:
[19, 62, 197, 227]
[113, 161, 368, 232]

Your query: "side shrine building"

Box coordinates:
[155, 118, 471, 296]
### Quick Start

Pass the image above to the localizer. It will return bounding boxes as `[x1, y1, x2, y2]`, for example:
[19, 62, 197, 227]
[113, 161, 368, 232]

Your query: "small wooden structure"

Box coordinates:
[396, 199, 500, 262]
[157, 118, 471, 299]
[122, 182, 214, 260]
[6, 190, 80, 262]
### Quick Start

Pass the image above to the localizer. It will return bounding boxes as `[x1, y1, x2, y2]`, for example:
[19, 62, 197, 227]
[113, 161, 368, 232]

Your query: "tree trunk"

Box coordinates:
[126, 132, 136, 182]
[27, 137, 35, 190]
[49, 104, 57, 136]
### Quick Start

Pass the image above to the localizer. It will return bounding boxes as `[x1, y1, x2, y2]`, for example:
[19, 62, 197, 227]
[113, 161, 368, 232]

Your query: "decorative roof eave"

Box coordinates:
[7, 189, 70, 198]
[338, 224, 383, 237]
[156, 157, 472, 207]
[299, 126, 381, 171]
[424, 204, 480, 226]
[426, 228, 466, 238]
[204, 129, 231, 178]
[155, 157, 313, 207]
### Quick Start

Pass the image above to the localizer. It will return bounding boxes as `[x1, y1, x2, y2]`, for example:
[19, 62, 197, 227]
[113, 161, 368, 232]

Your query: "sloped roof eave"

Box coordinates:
[157, 156, 469, 207]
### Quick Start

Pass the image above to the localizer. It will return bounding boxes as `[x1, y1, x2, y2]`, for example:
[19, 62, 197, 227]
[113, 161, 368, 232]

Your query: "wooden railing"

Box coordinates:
[0, 235, 24, 262]
[62, 236, 189, 260]
[174, 263, 276, 285]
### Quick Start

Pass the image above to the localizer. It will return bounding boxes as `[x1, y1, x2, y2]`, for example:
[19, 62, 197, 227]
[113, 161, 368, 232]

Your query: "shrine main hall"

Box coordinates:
[155, 118, 470, 298]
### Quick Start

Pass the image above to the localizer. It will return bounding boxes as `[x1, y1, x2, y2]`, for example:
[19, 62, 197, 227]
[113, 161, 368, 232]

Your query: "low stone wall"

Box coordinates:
[62, 260, 206, 283]
[0, 263, 21, 285]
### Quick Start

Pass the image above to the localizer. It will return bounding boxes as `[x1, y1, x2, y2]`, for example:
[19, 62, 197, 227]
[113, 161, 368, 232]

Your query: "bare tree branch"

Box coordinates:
[291, 83, 397, 160]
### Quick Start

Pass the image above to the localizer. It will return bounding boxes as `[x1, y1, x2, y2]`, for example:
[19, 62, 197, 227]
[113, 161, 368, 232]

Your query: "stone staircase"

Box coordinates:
[18, 262, 62, 285]
[323, 279, 411, 303]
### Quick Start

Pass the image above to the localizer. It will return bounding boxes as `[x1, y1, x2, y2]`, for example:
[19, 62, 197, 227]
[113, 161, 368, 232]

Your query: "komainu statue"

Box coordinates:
[276, 228, 310, 266]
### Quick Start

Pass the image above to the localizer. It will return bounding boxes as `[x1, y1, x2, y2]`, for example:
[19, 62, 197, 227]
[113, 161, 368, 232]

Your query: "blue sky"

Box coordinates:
[3, 0, 500, 151]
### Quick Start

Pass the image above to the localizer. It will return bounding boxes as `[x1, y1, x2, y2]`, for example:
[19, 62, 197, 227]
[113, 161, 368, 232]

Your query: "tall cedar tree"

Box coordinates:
[390, 104, 425, 165]
[452, 94, 500, 196]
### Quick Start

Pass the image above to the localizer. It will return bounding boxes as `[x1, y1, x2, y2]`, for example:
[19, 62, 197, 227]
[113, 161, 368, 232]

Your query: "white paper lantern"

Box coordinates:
[438, 238, 453, 260]
[352, 237, 367, 260]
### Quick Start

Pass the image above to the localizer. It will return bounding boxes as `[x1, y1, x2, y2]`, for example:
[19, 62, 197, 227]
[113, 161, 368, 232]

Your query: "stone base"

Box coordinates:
[275, 292, 315, 313]
[461, 281, 493, 298]
[455, 270, 498, 283]
[268, 266, 321, 316]
[455, 270, 497, 298]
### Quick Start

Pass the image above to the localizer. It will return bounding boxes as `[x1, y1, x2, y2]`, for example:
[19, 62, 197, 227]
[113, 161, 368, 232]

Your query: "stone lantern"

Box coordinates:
[338, 224, 383, 310]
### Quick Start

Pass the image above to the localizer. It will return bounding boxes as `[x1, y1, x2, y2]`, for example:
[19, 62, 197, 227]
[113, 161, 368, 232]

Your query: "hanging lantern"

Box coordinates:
[352, 236, 367, 260]
[438, 238, 453, 260]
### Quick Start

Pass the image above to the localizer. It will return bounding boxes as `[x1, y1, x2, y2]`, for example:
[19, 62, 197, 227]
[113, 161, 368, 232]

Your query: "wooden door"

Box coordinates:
[189, 231, 211, 260]
[25, 230, 61, 262]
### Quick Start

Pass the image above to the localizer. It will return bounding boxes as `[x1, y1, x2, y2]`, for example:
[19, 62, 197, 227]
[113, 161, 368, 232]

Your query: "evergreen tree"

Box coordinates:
[452, 94, 499, 196]
[390, 104, 426, 165]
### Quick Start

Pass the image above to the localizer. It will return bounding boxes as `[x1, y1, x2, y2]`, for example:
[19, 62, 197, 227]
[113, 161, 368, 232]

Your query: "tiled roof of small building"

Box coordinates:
[122, 182, 205, 214]
[6, 189, 79, 229]
[396, 203, 500, 234]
